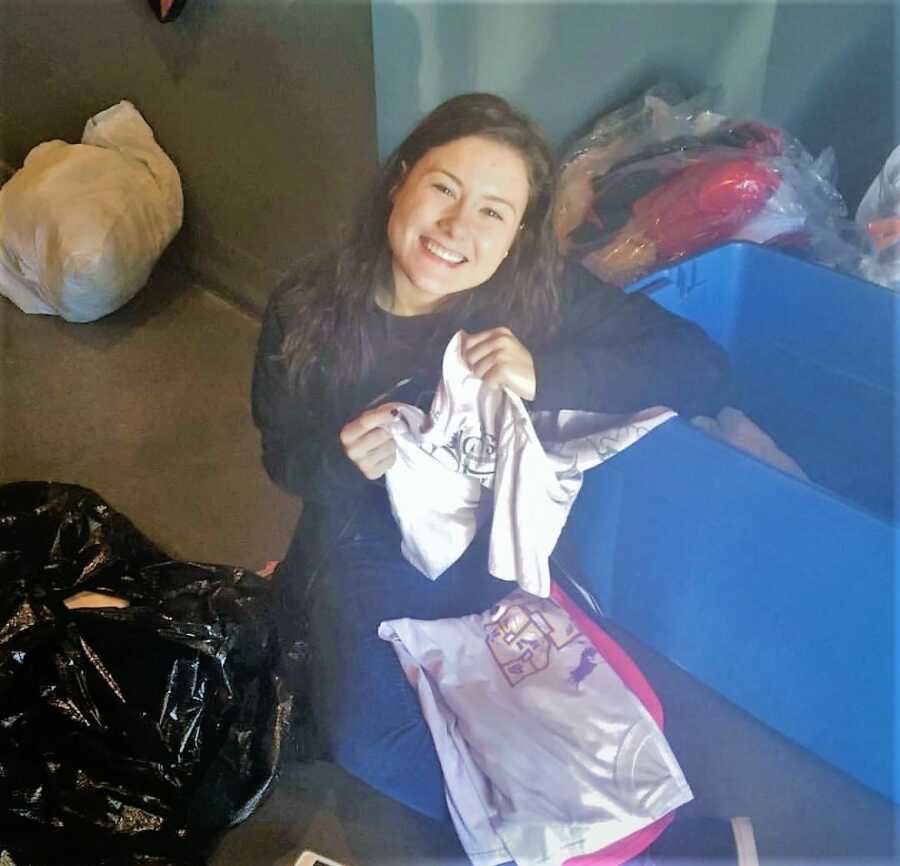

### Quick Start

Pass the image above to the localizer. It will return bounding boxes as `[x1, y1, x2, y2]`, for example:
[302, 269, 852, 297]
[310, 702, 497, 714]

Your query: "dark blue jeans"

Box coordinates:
[308, 487, 512, 821]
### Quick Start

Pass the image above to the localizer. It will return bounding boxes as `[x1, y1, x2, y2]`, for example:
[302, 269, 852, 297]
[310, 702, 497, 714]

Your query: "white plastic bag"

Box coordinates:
[856, 145, 900, 291]
[0, 100, 183, 322]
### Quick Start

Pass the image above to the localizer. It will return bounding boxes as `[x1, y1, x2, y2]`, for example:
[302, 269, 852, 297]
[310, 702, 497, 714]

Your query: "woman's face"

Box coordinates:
[386, 135, 530, 315]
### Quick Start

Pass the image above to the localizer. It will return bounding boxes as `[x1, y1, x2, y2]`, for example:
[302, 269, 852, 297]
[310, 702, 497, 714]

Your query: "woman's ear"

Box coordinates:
[389, 160, 410, 201]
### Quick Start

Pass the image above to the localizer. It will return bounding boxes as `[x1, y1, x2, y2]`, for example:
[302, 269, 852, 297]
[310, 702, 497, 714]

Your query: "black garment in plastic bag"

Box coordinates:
[0, 482, 291, 865]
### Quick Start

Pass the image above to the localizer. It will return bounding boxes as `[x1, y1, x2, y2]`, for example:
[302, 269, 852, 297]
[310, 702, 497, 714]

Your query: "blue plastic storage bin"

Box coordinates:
[566, 242, 898, 802]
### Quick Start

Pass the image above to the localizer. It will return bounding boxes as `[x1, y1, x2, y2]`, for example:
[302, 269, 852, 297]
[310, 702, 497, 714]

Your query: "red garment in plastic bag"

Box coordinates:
[634, 158, 781, 258]
[557, 85, 859, 287]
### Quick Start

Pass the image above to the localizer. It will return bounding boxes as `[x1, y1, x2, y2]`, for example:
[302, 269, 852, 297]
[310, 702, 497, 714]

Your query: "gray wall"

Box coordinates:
[372, 0, 896, 211]
[2, 0, 894, 312]
[759, 1, 896, 210]
[372, 0, 761, 153]
[0, 0, 378, 313]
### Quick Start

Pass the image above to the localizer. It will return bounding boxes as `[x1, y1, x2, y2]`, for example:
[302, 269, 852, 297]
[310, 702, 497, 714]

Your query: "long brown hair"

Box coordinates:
[279, 93, 561, 413]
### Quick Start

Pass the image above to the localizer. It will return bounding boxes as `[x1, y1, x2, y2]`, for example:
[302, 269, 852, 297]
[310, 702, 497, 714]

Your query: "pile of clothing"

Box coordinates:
[555, 84, 859, 287]
[377, 333, 771, 865]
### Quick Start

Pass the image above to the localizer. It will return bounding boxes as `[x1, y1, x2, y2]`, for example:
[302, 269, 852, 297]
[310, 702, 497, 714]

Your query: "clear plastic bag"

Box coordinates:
[0, 101, 183, 322]
[556, 85, 860, 287]
[555, 83, 723, 246]
[855, 144, 900, 290]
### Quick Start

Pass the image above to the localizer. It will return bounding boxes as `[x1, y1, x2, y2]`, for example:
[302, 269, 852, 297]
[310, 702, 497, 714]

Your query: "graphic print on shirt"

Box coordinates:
[541, 418, 662, 471]
[485, 596, 587, 687]
[584, 421, 659, 464]
[437, 425, 498, 480]
[569, 646, 600, 688]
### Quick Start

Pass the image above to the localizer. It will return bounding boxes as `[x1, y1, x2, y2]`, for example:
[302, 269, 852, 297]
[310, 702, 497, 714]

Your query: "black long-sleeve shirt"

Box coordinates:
[251, 261, 731, 507]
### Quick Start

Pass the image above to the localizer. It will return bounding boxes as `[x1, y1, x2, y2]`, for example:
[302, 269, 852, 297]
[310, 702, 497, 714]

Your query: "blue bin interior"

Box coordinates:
[568, 242, 900, 802]
[629, 242, 898, 523]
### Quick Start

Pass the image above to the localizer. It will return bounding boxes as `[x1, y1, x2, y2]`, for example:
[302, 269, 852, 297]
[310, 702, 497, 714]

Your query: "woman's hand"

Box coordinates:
[462, 328, 536, 401]
[339, 403, 401, 480]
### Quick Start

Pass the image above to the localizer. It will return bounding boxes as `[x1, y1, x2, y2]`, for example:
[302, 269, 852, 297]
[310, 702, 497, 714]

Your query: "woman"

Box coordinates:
[252, 93, 730, 821]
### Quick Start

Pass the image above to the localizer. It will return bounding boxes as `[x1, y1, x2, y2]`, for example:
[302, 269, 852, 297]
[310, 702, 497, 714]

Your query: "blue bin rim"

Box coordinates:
[622, 240, 890, 299]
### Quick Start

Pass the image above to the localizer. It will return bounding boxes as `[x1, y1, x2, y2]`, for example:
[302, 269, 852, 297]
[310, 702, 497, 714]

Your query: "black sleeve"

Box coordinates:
[250, 286, 367, 502]
[531, 262, 732, 417]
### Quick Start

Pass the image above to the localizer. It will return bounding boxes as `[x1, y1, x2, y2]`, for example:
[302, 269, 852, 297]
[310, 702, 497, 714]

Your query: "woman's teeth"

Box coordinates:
[424, 238, 465, 264]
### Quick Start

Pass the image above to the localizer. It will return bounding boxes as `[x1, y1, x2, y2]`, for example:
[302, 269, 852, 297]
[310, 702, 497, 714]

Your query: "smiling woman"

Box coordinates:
[385, 136, 530, 314]
[251, 93, 732, 822]
[269, 94, 561, 419]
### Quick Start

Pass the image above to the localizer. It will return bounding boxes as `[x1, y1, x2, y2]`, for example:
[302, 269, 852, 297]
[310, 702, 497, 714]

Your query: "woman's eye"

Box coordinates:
[433, 183, 455, 197]
[484, 208, 504, 221]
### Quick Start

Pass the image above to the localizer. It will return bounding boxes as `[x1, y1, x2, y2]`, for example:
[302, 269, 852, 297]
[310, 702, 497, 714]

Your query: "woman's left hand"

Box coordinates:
[462, 327, 536, 401]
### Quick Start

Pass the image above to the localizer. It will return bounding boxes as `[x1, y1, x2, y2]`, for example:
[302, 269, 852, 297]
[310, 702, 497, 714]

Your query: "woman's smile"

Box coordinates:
[420, 236, 467, 266]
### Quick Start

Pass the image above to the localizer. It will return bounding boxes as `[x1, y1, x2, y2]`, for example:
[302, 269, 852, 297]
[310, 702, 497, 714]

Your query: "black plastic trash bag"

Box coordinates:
[0, 482, 290, 865]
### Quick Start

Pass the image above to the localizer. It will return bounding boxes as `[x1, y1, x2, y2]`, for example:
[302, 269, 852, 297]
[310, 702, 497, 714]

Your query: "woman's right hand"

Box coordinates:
[339, 403, 402, 480]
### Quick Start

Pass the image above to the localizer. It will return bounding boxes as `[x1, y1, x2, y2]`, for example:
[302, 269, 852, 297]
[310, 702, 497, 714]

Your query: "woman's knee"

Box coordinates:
[329, 715, 449, 821]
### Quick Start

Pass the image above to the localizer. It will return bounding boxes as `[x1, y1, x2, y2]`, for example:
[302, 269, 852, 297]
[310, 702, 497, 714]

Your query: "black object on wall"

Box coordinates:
[149, 0, 189, 23]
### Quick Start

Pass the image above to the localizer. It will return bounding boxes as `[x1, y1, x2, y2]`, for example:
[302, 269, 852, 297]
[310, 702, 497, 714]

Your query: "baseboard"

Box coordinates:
[162, 225, 289, 320]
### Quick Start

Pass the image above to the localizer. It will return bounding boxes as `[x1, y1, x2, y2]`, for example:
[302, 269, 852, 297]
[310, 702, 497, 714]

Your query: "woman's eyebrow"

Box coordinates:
[431, 168, 517, 214]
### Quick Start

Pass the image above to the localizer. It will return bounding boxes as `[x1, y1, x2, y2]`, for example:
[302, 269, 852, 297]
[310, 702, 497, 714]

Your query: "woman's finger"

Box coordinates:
[344, 426, 393, 461]
[367, 449, 398, 479]
[360, 441, 398, 479]
[479, 361, 508, 389]
[477, 359, 536, 400]
[465, 326, 511, 346]
[471, 348, 507, 380]
[464, 338, 502, 369]
[366, 437, 397, 465]
[463, 327, 511, 357]
[340, 417, 367, 448]
[340, 402, 402, 446]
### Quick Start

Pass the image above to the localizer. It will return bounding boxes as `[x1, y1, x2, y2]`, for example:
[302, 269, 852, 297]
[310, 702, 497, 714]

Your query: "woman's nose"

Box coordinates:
[438, 202, 472, 239]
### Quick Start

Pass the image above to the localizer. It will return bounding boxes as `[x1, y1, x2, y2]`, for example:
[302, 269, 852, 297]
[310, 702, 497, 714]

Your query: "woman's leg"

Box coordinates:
[308, 504, 510, 821]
